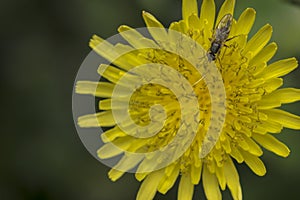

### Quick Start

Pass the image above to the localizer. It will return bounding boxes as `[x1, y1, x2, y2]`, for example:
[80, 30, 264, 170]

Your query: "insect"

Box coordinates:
[207, 14, 233, 61]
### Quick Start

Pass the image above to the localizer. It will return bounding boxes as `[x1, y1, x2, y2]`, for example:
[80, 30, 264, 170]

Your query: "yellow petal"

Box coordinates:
[269, 88, 300, 103]
[206, 158, 216, 174]
[253, 120, 283, 135]
[188, 13, 201, 31]
[246, 78, 265, 89]
[202, 21, 211, 48]
[215, 166, 226, 190]
[142, 11, 164, 28]
[89, 34, 107, 50]
[243, 24, 272, 58]
[182, 0, 198, 21]
[157, 165, 179, 194]
[200, 0, 216, 32]
[113, 44, 144, 71]
[178, 173, 194, 200]
[252, 124, 267, 135]
[230, 145, 244, 163]
[137, 169, 164, 200]
[165, 163, 177, 176]
[261, 78, 283, 93]
[101, 126, 127, 143]
[97, 64, 126, 84]
[216, 0, 235, 27]
[75, 81, 114, 98]
[109, 153, 144, 181]
[223, 157, 242, 200]
[137, 157, 160, 174]
[127, 138, 150, 152]
[257, 99, 281, 110]
[118, 25, 142, 44]
[221, 137, 231, 153]
[240, 126, 252, 137]
[241, 135, 263, 156]
[252, 133, 290, 157]
[262, 109, 300, 129]
[234, 8, 256, 36]
[258, 88, 300, 109]
[169, 20, 188, 34]
[108, 169, 124, 182]
[258, 57, 298, 80]
[99, 99, 112, 110]
[240, 150, 266, 176]
[203, 165, 222, 200]
[237, 134, 250, 151]
[135, 172, 149, 182]
[90, 35, 140, 71]
[213, 149, 224, 167]
[142, 11, 168, 43]
[249, 42, 277, 66]
[118, 25, 158, 49]
[89, 35, 125, 64]
[97, 142, 123, 159]
[99, 97, 135, 111]
[251, 62, 266, 77]
[258, 120, 283, 134]
[78, 111, 115, 127]
[191, 162, 202, 184]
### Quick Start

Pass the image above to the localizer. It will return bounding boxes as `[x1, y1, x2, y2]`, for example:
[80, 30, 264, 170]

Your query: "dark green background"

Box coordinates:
[1, 0, 300, 199]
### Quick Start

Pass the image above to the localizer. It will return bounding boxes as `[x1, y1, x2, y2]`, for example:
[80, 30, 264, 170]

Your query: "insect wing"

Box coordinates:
[214, 14, 233, 40]
[217, 14, 233, 29]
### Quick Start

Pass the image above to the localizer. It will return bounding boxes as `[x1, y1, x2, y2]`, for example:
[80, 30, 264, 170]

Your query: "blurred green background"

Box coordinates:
[1, 0, 300, 199]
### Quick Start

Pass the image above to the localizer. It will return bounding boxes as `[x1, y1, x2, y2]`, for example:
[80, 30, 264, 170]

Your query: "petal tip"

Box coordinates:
[282, 151, 290, 158]
[265, 24, 273, 32]
[269, 42, 278, 49]
[118, 25, 129, 32]
[142, 10, 149, 16]
[291, 57, 298, 63]
[246, 7, 256, 14]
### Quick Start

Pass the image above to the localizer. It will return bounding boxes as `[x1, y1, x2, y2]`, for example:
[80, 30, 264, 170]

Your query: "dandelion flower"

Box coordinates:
[74, 0, 300, 199]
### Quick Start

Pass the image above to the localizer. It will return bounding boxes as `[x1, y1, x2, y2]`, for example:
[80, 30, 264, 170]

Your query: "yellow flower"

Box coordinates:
[74, 0, 300, 199]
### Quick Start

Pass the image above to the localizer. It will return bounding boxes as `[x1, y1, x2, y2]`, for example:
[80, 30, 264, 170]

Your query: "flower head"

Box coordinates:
[74, 0, 300, 199]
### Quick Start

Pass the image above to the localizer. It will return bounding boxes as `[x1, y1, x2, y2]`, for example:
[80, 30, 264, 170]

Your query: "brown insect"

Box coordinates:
[207, 14, 233, 61]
